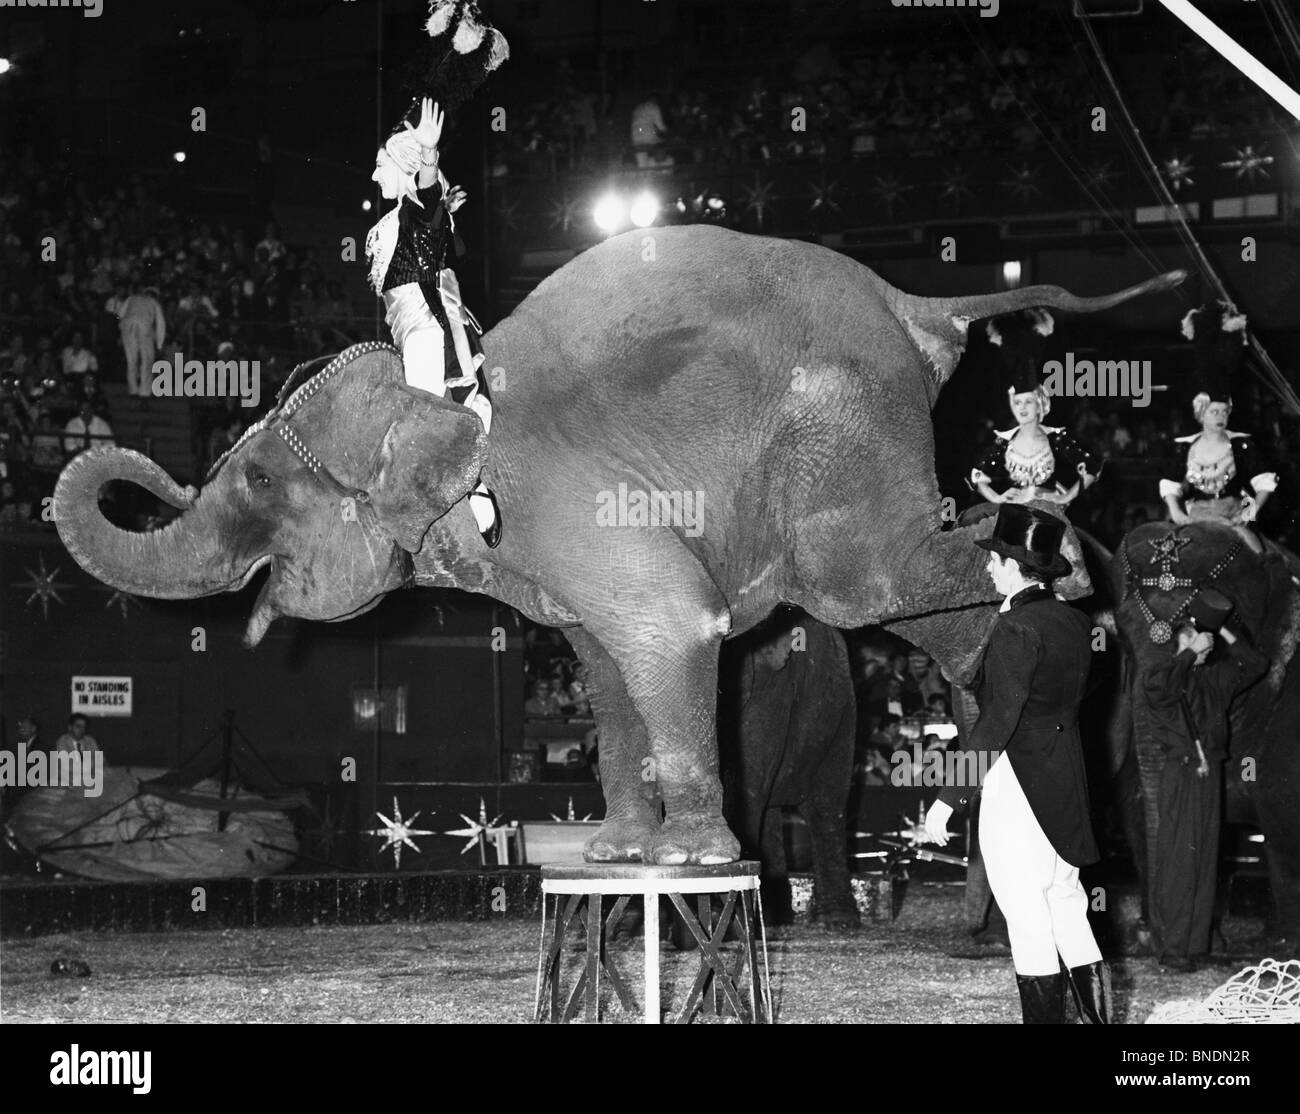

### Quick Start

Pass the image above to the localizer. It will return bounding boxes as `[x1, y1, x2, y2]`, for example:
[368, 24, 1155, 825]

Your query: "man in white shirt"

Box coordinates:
[63, 403, 115, 456]
[61, 331, 99, 377]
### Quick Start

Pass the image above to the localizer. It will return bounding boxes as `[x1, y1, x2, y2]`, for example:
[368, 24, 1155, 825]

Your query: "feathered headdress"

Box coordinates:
[986, 307, 1055, 395]
[394, 0, 510, 133]
[1181, 300, 1248, 410]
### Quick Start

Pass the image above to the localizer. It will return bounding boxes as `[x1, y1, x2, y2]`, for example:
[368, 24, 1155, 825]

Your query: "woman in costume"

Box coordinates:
[366, 0, 509, 546]
[1159, 302, 1277, 553]
[969, 309, 1099, 511]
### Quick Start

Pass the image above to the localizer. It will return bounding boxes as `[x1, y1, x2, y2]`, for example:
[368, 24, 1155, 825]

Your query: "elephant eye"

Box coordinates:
[249, 469, 273, 490]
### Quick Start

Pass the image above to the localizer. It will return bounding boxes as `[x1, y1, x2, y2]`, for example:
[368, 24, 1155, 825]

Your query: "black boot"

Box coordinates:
[1015, 972, 1066, 1024]
[1066, 961, 1112, 1024]
[473, 486, 502, 548]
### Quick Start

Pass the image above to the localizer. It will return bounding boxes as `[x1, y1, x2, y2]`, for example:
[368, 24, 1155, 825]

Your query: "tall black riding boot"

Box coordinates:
[1015, 972, 1066, 1024]
[1066, 961, 1112, 1024]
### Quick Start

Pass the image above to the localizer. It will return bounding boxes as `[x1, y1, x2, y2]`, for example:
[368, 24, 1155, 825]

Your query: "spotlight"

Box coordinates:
[173, 151, 187, 164]
[0, 59, 12, 76]
[1001, 260, 1022, 289]
[362, 199, 373, 212]
[592, 193, 626, 235]
[629, 191, 659, 228]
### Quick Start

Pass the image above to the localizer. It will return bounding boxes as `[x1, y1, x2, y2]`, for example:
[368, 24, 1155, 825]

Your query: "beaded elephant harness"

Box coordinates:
[205, 340, 399, 502]
[1120, 528, 1244, 644]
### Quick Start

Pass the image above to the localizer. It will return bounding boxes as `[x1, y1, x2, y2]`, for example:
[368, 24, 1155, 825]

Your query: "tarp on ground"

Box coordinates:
[5, 766, 299, 881]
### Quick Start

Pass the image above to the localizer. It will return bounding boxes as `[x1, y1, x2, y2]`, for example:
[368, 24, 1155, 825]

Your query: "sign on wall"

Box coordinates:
[71, 676, 133, 716]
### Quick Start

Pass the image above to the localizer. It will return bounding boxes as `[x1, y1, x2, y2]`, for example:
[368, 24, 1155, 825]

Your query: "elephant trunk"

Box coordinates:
[53, 448, 242, 598]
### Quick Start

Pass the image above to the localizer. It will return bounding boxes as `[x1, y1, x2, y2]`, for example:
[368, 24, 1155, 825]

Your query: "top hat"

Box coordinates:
[1188, 587, 1234, 633]
[986, 308, 1055, 396]
[974, 503, 1072, 580]
[1181, 300, 1247, 410]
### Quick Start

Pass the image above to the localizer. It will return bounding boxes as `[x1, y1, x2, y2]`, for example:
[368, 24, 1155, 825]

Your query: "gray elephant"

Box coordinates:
[54, 226, 1184, 866]
[720, 609, 857, 925]
[1112, 520, 1300, 950]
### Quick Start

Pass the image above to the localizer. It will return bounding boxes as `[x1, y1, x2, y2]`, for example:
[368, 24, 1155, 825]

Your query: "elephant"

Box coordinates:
[54, 225, 1186, 867]
[1111, 519, 1300, 950]
[719, 609, 857, 926]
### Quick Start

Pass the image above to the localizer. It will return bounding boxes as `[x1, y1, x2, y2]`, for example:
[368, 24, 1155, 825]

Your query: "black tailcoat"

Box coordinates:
[939, 584, 1099, 867]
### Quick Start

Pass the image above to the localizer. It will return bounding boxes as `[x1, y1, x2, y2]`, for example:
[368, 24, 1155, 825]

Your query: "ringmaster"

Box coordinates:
[923, 503, 1109, 1023]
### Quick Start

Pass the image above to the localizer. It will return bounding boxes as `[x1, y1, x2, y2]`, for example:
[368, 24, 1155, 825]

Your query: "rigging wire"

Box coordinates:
[1075, 10, 1300, 416]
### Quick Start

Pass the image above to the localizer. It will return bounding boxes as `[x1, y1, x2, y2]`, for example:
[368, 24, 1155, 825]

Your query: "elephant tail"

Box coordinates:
[885, 268, 1187, 397]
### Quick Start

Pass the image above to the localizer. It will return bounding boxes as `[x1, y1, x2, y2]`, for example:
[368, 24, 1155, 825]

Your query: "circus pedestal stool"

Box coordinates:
[534, 861, 772, 1024]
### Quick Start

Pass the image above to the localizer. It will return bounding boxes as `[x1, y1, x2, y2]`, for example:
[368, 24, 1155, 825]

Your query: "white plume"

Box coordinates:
[985, 321, 1003, 346]
[1180, 307, 1199, 341]
[425, 0, 456, 37]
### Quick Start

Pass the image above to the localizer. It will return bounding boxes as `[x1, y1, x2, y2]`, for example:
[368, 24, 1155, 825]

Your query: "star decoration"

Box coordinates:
[549, 796, 593, 822]
[808, 178, 842, 215]
[1000, 164, 1041, 203]
[740, 175, 779, 227]
[443, 797, 503, 856]
[1146, 531, 1193, 566]
[311, 797, 347, 859]
[870, 175, 910, 215]
[493, 198, 521, 232]
[1219, 145, 1273, 184]
[14, 555, 72, 621]
[1162, 155, 1195, 192]
[364, 796, 437, 869]
[546, 195, 582, 233]
[939, 167, 975, 208]
[1083, 161, 1116, 192]
[97, 586, 138, 620]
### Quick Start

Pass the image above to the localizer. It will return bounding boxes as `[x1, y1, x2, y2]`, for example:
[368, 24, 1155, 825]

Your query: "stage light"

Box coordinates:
[0, 59, 12, 76]
[362, 199, 372, 212]
[173, 151, 187, 164]
[1002, 260, 1022, 289]
[629, 191, 659, 228]
[593, 193, 625, 234]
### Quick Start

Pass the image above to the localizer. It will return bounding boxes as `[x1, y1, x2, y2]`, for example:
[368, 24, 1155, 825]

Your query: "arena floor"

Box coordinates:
[0, 884, 1272, 1024]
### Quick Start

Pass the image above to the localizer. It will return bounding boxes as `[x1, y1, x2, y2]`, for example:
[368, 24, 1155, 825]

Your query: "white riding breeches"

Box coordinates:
[979, 754, 1102, 976]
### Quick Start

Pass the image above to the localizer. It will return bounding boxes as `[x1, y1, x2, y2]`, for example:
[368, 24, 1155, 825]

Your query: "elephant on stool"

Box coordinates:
[1111, 520, 1300, 951]
[54, 226, 1184, 867]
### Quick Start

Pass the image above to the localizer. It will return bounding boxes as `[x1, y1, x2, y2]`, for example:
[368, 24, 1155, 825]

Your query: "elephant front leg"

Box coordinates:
[566, 627, 662, 862]
[584, 621, 737, 865]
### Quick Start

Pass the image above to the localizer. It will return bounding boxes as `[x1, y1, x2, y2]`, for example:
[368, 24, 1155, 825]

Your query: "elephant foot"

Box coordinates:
[646, 813, 740, 866]
[583, 816, 659, 863]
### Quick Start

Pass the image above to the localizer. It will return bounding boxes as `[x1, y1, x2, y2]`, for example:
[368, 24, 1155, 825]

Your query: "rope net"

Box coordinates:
[1145, 958, 1300, 1023]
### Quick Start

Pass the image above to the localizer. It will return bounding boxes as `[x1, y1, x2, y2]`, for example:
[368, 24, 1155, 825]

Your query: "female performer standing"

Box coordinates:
[924, 504, 1109, 1024]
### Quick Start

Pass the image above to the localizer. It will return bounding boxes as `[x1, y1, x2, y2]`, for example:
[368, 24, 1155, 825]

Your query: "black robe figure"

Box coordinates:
[1142, 589, 1268, 970]
[969, 309, 1099, 511]
[1160, 301, 1278, 552]
[928, 505, 1110, 1024]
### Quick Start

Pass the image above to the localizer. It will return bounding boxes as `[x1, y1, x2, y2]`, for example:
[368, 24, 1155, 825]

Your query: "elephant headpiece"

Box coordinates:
[986, 307, 1055, 413]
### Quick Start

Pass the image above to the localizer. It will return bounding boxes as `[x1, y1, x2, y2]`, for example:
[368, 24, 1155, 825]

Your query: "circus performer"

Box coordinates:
[969, 309, 1099, 511]
[365, 0, 509, 547]
[1160, 302, 1277, 554]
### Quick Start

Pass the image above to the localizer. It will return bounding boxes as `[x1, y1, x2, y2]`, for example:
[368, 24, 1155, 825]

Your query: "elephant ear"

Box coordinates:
[368, 393, 487, 553]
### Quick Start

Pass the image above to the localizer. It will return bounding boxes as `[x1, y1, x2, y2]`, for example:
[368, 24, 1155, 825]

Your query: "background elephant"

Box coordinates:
[55, 225, 1184, 867]
[720, 608, 857, 926]
[1112, 519, 1300, 950]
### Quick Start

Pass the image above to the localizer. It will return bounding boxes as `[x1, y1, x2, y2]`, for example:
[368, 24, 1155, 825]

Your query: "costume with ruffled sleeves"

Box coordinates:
[1159, 432, 1277, 524]
[970, 426, 1099, 502]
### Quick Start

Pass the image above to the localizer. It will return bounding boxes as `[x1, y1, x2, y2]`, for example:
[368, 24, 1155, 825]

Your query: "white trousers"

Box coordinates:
[979, 754, 1102, 976]
[122, 326, 155, 397]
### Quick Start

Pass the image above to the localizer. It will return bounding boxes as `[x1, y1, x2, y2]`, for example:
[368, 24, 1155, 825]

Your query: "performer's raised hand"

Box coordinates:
[411, 96, 445, 151]
[445, 185, 468, 213]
